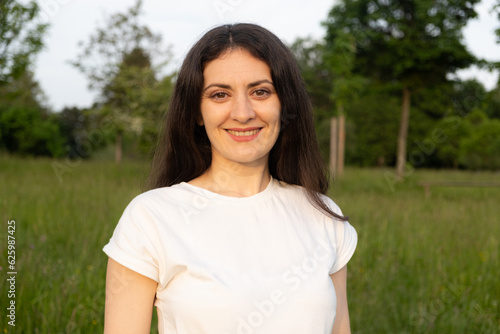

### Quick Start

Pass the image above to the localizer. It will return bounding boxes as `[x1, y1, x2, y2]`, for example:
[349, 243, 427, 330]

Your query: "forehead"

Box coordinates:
[203, 48, 271, 83]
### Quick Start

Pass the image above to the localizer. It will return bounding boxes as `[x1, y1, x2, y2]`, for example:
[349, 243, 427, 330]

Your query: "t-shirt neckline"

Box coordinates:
[177, 176, 275, 203]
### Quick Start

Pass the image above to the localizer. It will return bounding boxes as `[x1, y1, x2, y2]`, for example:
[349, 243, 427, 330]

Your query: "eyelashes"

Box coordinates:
[253, 89, 271, 98]
[208, 88, 272, 101]
[210, 92, 229, 100]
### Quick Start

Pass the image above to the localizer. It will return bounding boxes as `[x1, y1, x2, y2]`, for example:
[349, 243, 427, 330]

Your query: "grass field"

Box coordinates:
[1, 156, 499, 333]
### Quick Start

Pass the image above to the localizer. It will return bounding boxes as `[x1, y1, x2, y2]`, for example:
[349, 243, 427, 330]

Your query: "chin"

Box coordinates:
[230, 153, 269, 165]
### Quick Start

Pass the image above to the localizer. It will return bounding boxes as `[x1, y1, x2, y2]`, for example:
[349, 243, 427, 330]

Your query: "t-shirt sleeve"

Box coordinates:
[103, 196, 160, 283]
[326, 201, 358, 275]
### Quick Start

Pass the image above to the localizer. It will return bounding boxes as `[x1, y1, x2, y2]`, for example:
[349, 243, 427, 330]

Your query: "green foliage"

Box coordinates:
[429, 111, 466, 169]
[57, 107, 91, 158]
[451, 79, 489, 118]
[344, 88, 400, 166]
[136, 74, 174, 155]
[71, 0, 169, 92]
[485, 85, 500, 119]
[323, 0, 482, 175]
[289, 38, 335, 159]
[290, 40, 500, 170]
[55, 106, 115, 159]
[0, 106, 65, 157]
[101, 48, 172, 130]
[0, 70, 48, 108]
[98, 56, 174, 157]
[423, 108, 500, 170]
[322, 28, 368, 108]
[324, 0, 480, 87]
[289, 35, 370, 161]
[494, 1, 500, 43]
[0, 0, 48, 85]
[71, 0, 173, 162]
[289, 38, 332, 116]
[411, 79, 498, 169]
[0, 71, 65, 157]
[459, 112, 500, 170]
[401, 83, 455, 168]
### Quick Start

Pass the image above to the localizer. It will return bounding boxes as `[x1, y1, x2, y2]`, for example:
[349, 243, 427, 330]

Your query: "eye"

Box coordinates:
[210, 91, 229, 100]
[252, 89, 271, 99]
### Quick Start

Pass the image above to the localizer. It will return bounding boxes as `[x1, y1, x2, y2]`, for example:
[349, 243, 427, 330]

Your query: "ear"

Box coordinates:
[197, 118, 204, 126]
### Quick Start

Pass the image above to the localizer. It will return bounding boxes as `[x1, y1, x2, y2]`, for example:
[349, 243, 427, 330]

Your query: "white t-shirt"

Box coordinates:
[103, 177, 357, 334]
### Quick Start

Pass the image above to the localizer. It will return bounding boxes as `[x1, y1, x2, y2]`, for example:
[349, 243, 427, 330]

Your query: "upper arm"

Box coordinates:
[330, 265, 351, 334]
[104, 258, 158, 334]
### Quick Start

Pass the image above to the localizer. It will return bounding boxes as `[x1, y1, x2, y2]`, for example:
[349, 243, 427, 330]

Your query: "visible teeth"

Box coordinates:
[227, 129, 260, 136]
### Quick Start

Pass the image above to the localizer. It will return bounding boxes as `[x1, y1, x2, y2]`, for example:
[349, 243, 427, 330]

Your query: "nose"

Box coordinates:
[230, 94, 256, 123]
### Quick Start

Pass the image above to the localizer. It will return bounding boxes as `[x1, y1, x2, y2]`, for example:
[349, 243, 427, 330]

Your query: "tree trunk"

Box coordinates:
[115, 130, 123, 164]
[337, 109, 345, 177]
[330, 117, 338, 177]
[396, 87, 411, 179]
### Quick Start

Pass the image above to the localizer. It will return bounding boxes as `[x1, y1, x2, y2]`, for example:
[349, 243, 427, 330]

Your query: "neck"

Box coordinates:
[190, 159, 271, 197]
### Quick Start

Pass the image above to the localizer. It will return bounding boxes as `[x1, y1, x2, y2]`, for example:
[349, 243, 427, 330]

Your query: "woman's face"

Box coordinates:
[200, 48, 281, 168]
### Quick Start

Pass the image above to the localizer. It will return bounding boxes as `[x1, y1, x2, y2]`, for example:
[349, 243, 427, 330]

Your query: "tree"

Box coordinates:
[486, 84, 500, 119]
[0, 105, 65, 157]
[72, 0, 171, 163]
[495, 0, 500, 42]
[344, 87, 400, 167]
[0, 72, 64, 157]
[459, 110, 500, 170]
[0, 0, 47, 85]
[99, 47, 173, 161]
[0, 69, 48, 109]
[324, 0, 480, 178]
[324, 30, 369, 176]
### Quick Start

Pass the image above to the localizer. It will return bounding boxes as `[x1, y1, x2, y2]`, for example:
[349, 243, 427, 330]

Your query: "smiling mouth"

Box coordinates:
[226, 129, 261, 137]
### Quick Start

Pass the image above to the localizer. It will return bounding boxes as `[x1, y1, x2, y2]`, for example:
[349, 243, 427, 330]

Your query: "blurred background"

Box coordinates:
[1, 0, 500, 168]
[1, 0, 499, 333]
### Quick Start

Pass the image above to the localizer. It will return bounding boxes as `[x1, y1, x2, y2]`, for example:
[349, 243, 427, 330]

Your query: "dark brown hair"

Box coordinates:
[147, 23, 346, 221]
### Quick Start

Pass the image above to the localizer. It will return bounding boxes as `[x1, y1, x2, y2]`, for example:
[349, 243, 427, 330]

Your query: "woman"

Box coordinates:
[103, 23, 357, 334]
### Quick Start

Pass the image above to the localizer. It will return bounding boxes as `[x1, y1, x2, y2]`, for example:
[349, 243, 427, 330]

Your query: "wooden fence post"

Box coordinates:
[337, 113, 345, 177]
[330, 117, 338, 177]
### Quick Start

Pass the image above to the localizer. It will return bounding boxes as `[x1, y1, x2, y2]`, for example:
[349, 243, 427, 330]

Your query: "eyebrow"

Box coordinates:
[202, 79, 274, 94]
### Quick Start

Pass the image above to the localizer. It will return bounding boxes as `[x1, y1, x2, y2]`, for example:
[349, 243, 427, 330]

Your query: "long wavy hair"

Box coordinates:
[147, 23, 346, 221]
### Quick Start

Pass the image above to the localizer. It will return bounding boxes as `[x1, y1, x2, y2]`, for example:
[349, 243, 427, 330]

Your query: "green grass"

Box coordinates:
[0, 156, 152, 333]
[332, 168, 500, 333]
[0, 157, 499, 333]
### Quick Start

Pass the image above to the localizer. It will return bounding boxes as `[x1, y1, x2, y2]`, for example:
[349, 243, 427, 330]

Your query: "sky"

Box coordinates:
[33, 0, 500, 111]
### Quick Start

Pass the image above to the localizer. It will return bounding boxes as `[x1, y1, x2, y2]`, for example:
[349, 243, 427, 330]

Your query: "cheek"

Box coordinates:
[271, 105, 282, 129]
[200, 106, 218, 128]
[200, 100, 231, 124]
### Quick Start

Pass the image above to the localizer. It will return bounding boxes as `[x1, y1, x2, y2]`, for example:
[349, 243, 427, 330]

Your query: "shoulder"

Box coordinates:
[273, 179, 307, 197]
[123, 183, 200, 217]
[273, 179, 344, 219]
